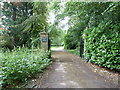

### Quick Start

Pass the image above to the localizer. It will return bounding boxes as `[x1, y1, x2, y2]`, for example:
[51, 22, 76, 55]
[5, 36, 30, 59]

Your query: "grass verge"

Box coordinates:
[66, 47, 80, 56]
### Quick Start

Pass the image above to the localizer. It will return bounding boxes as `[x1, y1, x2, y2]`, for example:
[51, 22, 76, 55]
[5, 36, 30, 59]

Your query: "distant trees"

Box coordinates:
[48, 24, 65, 46]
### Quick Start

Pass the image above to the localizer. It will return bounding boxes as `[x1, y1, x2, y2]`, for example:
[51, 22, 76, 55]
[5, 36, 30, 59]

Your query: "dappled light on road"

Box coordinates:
[51, 47, 64, 51]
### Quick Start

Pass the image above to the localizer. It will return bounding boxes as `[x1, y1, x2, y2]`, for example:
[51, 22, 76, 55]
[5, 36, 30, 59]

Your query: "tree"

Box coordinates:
[1, 2, 48, 48]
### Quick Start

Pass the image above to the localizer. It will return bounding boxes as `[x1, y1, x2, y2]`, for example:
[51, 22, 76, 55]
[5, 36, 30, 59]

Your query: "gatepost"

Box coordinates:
[40, 32, 48, 51]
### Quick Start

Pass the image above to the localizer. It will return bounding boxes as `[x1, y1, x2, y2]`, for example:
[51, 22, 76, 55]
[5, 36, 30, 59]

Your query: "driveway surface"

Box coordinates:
[39, 47, 118, 88]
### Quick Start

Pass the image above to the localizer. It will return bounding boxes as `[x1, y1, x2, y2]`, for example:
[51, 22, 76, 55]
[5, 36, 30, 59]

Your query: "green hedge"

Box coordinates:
[83, 22, 120, 71]
[0, 48, 51, 88]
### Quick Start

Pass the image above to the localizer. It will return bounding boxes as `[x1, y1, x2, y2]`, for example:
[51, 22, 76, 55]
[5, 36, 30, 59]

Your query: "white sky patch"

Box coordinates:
[58, 16, 70, 31]
[0, 22, 2, 25]
[0, 2, 4, 6]
[2, 16, 6, 18]
[48, 12, 70, 31]
[48, 2, 70, 31]
[48, 10, 55, 25]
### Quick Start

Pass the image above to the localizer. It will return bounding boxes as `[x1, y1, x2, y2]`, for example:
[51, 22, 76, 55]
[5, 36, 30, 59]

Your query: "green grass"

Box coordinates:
[66, 47, 80, 56]
[0, 47, 51, 88]
[67, 49, 76, 54]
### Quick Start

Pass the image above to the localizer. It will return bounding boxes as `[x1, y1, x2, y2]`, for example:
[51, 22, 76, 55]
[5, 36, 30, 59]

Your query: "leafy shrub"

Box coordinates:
[83, 22, 120, 71]
[0, 47, 51, 87]
[0, 34, 14, 50]
[64, 33, 78, 49]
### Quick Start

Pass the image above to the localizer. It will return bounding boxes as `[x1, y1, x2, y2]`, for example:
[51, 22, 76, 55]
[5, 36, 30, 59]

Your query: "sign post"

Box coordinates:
[40, 32, 48, 51]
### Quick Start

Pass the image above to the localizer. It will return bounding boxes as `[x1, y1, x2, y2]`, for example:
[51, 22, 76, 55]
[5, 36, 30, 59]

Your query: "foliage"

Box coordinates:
[0, 47, 51, 88]
[1, 2, 48, 48]
[64, 31, 77, 49]
[64, 23, 82, 49]
[1, 2, 32, 47]
[48, 24, 65, 46]
[83, 23, 120, 71]
[0, 34, 14, 50]
[2, 2, 32, 28]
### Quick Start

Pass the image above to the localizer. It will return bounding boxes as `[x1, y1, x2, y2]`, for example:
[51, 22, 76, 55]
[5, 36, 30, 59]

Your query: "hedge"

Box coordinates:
[83, 22, 120, 71]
